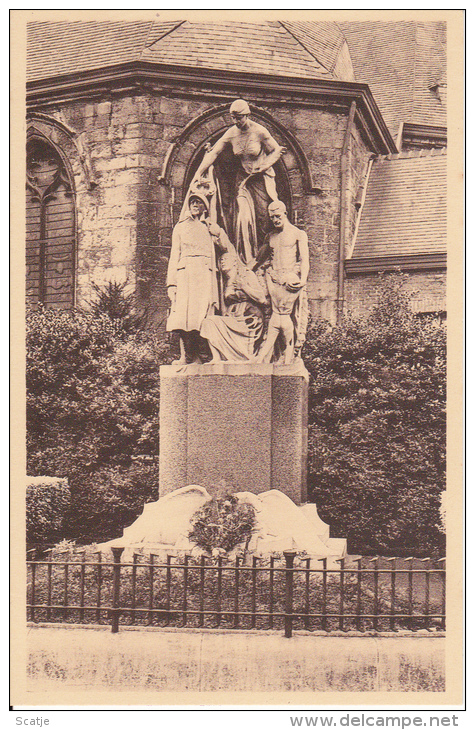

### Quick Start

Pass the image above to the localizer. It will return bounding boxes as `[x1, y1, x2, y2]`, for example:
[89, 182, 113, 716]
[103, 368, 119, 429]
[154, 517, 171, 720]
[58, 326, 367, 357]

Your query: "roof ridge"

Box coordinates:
[143, 19, 186, 51]
[278, 20, 330, 76]
[411, 22, 417, 126]
[141, 20, 155, 52]
[376, 147, 447, 162]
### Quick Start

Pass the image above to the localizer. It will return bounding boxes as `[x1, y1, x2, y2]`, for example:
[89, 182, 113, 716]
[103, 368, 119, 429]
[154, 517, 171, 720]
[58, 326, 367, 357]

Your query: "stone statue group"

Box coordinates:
[167, 99, 309, 366]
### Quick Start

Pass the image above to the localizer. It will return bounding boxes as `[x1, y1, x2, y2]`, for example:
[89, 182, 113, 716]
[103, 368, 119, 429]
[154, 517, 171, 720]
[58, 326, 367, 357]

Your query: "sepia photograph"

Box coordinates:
[10, 8, 464, 712]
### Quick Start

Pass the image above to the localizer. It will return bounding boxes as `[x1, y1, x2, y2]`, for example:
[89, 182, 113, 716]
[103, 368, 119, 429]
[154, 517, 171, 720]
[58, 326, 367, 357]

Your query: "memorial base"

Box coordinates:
[159, 361, 308, 504]
[99, 485, 347, 563]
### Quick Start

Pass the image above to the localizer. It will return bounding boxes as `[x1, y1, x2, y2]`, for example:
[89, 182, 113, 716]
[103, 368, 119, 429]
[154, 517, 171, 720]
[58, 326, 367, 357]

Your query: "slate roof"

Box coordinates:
[142, 21, 334, 79]
[350, 148, 447, 260]
[412, 22, 447, 127]
[27, 21, 175, 82]
[279, 21, 354, 81]
[27, 19, 353, 83]
[338, 21, 447, 136]
[27, 20, 446, 134]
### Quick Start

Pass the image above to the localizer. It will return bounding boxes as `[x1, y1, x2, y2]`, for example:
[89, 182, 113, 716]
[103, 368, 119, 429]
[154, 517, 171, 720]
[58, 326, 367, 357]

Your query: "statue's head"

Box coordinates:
[230, 99, 251, 130]
[188, 192, 209, 218]
[268, 200, 287, 230]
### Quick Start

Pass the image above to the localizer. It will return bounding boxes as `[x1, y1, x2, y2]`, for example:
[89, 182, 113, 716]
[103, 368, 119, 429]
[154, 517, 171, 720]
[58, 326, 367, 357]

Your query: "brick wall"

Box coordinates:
[345, 270, 446, 318]
[55, 98, 148, 303]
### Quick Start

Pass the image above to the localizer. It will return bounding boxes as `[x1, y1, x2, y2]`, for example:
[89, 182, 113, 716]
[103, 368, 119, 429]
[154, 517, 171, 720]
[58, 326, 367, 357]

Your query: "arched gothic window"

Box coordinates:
[26, 137, 76, 308]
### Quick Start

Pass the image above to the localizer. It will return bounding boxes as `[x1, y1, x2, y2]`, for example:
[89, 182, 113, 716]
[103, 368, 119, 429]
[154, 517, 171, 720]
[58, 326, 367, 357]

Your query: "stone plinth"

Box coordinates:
[159, 361, 309, 504]
[99, 485, 347, 562]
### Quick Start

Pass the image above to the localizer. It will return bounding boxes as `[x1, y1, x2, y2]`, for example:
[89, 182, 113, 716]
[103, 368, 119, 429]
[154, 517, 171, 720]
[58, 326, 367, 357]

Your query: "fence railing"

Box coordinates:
[27, 548, 446, 638]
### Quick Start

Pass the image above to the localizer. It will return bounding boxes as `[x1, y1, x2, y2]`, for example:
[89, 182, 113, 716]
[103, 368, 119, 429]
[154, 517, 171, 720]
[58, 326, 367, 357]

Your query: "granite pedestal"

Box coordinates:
[159, 361, 309, 504]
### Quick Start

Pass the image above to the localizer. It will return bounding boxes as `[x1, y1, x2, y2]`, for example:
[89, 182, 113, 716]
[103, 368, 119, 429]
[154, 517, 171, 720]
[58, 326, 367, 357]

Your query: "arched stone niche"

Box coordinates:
[160, 103, 316, 230]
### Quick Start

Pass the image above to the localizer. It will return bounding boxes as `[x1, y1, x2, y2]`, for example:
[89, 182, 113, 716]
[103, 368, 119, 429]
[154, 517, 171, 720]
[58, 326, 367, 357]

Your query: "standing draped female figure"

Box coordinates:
[194, 99, 284, 265]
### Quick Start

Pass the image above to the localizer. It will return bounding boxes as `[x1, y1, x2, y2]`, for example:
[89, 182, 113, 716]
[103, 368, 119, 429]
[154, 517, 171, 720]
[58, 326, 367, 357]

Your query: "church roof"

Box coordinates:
[27, 19, 447, 135]
[27, 20, 163, 81]
[338, 21, 447, 137]
[281, 21, 354, 82]
[27, 19, 353, 83]
[350, 148, 447, 261]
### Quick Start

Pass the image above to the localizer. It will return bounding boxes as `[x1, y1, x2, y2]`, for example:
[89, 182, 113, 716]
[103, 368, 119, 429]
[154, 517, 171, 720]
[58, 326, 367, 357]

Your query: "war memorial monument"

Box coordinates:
[107, 99, 345, 560]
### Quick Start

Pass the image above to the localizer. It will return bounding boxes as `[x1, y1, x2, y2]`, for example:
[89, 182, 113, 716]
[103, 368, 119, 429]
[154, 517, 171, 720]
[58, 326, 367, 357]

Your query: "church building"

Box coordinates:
[26, 19, 447, 325]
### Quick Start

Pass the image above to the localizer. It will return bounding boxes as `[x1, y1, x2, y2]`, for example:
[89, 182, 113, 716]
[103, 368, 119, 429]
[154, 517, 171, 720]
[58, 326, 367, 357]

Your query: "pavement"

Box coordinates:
[25, 623, 445, 701]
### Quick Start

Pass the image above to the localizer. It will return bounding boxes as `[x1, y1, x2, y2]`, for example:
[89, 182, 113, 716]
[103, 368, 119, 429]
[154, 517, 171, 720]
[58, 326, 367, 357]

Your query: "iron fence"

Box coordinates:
[26, 548, 446, 638]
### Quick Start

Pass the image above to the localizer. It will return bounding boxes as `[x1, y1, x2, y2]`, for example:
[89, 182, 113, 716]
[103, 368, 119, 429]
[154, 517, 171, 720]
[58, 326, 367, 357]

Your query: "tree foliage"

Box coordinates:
[26, 304, 168, 542]
[90, 280, 148, 336]
[26, 276, 446, 555]
[303, 276, 446, 556]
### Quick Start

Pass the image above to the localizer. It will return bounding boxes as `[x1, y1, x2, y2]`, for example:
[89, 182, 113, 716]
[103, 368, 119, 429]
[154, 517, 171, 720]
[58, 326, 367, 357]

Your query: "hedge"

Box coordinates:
[26, 275, 446, 555]
[26, 476, 71, 544]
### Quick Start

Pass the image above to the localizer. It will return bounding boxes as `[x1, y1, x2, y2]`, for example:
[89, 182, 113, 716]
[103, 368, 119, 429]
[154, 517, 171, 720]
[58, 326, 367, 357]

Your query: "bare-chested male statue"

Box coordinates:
[256, 200, 309, 365]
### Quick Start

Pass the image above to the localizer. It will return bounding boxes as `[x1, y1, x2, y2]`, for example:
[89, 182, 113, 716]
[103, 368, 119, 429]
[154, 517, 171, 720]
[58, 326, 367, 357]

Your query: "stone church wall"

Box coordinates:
[52, 98, 147, 303]
[279, 107, 348, 325]
[35, 91, 362, 325]
[33, 93, 445, 327]
[348, 123, 372, 251]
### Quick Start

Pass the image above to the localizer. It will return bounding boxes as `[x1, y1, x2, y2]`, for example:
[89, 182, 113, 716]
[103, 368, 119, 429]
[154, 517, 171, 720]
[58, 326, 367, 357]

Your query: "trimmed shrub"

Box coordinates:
[26, 476, 71, 544]
[303, 275, 446, 557]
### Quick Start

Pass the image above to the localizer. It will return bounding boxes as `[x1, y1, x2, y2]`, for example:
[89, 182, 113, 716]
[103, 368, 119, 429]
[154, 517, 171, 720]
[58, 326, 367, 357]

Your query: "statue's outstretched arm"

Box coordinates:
[207, 221, 233, 253]
[196, 134, 229, 177]
[217, 227, 234, 253]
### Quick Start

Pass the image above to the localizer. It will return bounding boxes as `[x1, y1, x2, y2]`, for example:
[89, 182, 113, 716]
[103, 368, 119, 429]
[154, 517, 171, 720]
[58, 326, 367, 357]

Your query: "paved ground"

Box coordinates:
[26, 623, 445, 699]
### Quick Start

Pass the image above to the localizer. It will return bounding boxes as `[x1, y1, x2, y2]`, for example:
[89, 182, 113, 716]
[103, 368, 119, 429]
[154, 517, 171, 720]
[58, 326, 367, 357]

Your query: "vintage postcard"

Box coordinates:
[10, 8, 464, 715]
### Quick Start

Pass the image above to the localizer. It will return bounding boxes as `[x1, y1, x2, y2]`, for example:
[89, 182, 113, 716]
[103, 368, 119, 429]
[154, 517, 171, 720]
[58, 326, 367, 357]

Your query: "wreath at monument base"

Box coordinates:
[188, 494, 256, 555]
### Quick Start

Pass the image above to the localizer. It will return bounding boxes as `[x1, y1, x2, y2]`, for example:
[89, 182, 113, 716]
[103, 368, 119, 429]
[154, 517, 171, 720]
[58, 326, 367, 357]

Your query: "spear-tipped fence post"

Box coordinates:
[421, 557, 431, 629]
[369, 557, 379, 631]
[283, 550, 296, 638]
[337, 557, 345, 631]
[438, 557, 446, 630]
[354, 556, 363, 632]
[46, 549, 53, 623]
[321, 557, 328, 631]
[387, 557, 397, 631]
[111, 547, 124, 633]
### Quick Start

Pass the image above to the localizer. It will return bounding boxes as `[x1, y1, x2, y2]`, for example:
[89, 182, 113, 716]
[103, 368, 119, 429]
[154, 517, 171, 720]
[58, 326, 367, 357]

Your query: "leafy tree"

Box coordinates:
[26, 304, 168, 542]
[303, 276, 446, 556]
[64, 462, 160, 543]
